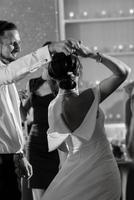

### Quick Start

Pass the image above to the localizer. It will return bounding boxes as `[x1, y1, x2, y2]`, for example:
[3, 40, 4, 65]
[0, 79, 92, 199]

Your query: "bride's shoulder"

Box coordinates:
[49, 95, 61, 112]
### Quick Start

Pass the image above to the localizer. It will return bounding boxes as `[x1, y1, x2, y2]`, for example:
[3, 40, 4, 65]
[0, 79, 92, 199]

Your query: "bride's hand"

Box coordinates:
[75, 42, 95, 58]
[68, 39, 95, 58]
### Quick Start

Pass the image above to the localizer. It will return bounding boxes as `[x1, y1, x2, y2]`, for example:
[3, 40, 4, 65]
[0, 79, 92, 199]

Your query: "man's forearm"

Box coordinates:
[0, 45, 51, 85]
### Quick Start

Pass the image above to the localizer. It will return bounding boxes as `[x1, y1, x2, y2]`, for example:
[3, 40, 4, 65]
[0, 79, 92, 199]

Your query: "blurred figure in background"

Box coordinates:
[124, 81, 134, 200]
[20, 68, 60, 200]
[124, 81, 134, 147]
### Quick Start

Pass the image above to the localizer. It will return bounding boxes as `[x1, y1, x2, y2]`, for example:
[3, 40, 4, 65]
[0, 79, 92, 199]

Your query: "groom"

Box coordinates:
[0, 20, 78, 200]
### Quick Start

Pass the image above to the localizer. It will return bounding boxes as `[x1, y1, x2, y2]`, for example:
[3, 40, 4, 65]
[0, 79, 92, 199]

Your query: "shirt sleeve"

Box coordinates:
[0, 45, 51, 86]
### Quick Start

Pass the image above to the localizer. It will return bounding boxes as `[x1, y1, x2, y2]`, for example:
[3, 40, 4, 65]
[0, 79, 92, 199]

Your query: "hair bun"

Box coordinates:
[48, 53, 81, 90]
[59, 78, 76, 90]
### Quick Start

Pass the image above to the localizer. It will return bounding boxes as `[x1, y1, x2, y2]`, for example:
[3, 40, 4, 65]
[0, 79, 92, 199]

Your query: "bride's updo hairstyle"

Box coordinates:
[48, 53, 81, 90]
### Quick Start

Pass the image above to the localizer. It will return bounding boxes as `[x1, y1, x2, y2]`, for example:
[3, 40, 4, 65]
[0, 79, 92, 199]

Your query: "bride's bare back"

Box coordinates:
[62, 88, 94, 132]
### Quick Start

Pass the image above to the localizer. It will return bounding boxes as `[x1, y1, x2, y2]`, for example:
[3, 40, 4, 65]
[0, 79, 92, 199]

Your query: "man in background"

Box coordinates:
[124, 81, 134, 200]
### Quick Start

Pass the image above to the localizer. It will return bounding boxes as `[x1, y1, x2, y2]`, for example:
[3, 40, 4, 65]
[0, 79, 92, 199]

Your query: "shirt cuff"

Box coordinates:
[29, 45, 52, 72]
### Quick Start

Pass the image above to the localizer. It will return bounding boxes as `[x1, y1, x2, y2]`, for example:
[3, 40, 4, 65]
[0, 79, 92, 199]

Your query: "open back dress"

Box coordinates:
[41, 85, 121, 200]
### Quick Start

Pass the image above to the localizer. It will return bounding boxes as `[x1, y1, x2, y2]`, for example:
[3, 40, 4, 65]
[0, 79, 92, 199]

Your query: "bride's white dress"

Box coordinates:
[41, 86, 121, 200]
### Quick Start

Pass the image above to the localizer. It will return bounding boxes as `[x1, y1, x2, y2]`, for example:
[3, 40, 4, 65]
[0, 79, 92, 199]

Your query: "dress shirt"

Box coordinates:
[0, 46, 51, 153]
